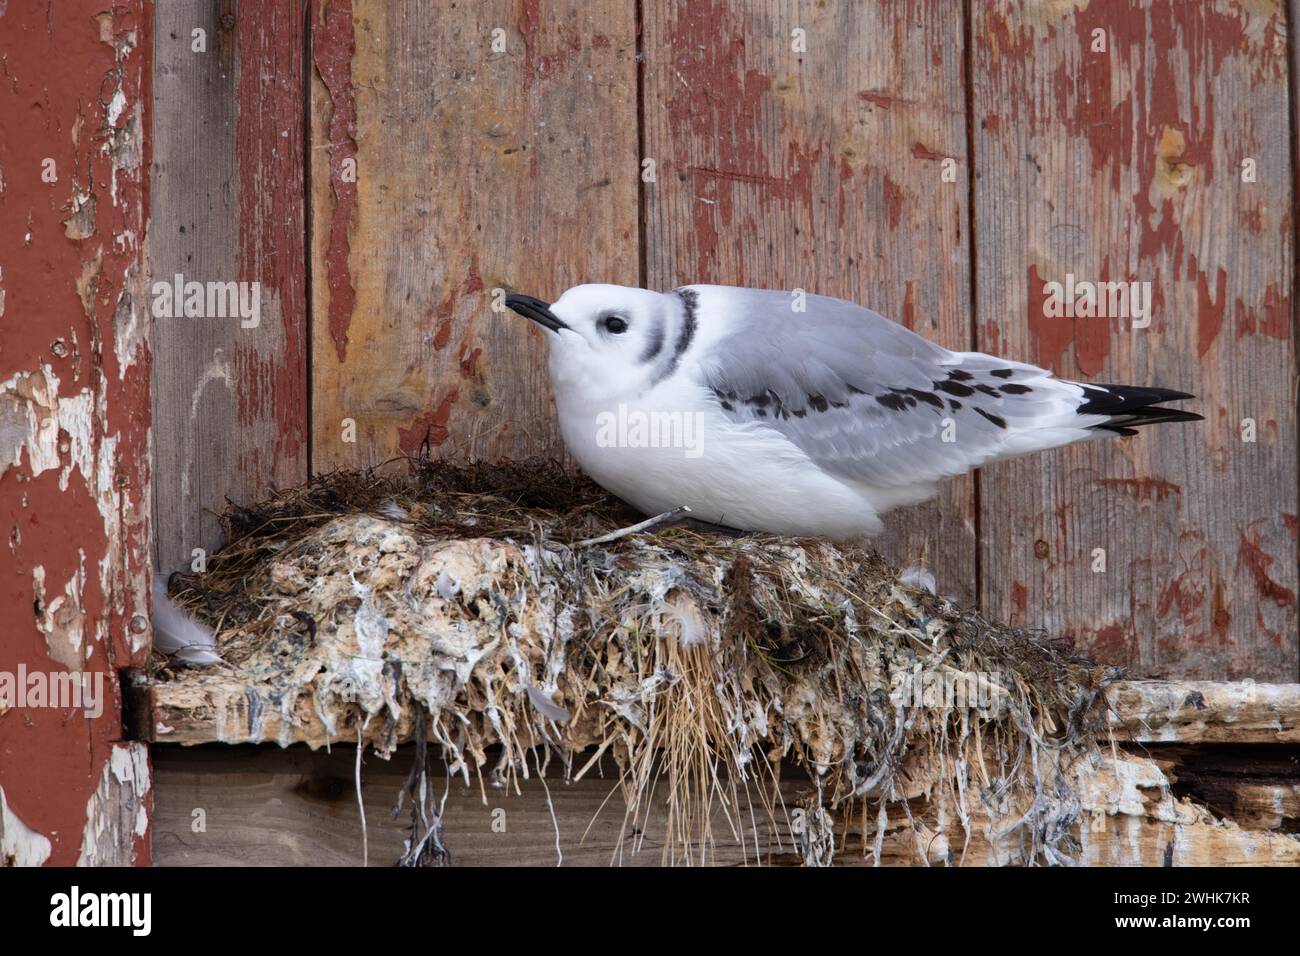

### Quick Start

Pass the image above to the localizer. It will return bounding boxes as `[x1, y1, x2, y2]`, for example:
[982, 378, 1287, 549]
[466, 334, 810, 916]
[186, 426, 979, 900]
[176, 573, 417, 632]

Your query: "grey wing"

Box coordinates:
[687, 286, 1093, 490]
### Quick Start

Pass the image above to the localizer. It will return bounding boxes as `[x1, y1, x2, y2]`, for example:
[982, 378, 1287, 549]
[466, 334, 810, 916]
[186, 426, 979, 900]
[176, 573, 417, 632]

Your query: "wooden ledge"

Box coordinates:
[132, 672, 1300, 748]
[1105, 680, 1300, 744]
[138, 674, 1300, 866]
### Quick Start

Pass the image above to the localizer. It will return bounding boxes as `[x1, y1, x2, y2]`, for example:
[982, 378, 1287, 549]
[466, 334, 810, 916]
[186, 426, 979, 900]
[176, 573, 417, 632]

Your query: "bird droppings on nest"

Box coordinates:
[158, 459, 1120, 866]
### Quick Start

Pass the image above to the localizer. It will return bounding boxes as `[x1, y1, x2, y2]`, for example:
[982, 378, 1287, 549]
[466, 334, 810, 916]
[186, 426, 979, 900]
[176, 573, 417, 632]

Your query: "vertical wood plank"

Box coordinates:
[308, 0, 640, 469]
[0, 0, 152, 865]
[972, 1, 1297, 679]
[641, 0, 976, 600]
[151, 0, 309, 571]
[1289, 0, 1300, 683]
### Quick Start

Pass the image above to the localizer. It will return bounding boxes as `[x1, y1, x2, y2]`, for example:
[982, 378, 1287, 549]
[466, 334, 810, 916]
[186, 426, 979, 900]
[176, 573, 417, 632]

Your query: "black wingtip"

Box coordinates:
[1079, 383, 1201, 435]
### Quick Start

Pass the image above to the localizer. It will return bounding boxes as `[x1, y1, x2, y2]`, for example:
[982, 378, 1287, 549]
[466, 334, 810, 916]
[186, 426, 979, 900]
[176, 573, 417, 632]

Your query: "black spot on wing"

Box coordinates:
[1001, 383, 1032, 395]
[898, 388, 944, 410]
[935, 379, 975, 397]
[975, 407, 1007, 428]
[990, 368, 1015, 378]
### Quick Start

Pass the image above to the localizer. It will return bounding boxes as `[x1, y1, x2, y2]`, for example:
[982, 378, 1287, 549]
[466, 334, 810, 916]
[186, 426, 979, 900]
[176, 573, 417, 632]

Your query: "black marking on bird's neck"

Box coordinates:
[650, 288, 699, 385]
[639, 320, 665, 364]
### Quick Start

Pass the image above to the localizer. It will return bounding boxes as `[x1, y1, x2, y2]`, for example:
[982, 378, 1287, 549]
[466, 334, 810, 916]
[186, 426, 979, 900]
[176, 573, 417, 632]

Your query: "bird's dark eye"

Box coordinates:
[602, 315, 628, 334]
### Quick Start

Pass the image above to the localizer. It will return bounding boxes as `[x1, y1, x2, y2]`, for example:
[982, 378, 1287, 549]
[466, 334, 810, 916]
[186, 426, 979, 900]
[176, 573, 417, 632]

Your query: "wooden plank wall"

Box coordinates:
[151, 0, 308, 571]
[150, 1, 1298, 681]
[308, 0, 638, 466]
[972, 0, 1296, 679]
[641, 1, 977, 601]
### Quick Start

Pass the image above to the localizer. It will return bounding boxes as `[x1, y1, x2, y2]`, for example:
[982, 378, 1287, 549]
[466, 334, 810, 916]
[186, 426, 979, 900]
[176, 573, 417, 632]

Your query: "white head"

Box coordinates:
[506, 284, 697, 403]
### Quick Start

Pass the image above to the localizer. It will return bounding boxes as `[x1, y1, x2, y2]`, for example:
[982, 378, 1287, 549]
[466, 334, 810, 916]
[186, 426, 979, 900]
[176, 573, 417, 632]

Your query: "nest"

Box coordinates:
[162, 459, 1120, 866]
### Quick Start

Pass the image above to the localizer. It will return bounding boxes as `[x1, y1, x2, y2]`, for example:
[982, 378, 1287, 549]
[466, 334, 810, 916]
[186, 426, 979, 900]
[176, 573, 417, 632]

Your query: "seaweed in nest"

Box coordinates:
[159, 458, 1121, 866]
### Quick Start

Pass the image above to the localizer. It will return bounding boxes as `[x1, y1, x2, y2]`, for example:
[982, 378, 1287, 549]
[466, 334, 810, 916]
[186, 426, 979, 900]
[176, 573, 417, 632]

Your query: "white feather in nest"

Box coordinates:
[151, 573, 224, 665]
[664, 590, 708, 647]
[898, 565, 937, 595]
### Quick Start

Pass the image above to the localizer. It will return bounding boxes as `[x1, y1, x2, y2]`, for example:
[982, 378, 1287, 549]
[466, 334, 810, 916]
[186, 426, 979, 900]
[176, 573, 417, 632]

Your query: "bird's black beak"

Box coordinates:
[506, 294, 568, 333]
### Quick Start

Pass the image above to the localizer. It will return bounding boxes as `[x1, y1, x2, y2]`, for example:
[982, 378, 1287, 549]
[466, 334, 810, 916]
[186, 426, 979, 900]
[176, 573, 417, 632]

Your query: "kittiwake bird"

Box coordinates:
[506, 284, 1200, 540]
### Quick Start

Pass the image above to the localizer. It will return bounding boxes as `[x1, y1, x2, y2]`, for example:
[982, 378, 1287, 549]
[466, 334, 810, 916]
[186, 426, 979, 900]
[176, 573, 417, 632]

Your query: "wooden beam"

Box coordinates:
[135, 668, 1300, 748]
[1107, 680, 1300, 744]
[150, 742, 1300, 866]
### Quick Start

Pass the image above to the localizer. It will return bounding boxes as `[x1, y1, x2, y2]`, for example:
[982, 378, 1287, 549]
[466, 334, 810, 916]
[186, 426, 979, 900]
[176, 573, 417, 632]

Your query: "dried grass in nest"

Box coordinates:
[161, 458, 1121, 866]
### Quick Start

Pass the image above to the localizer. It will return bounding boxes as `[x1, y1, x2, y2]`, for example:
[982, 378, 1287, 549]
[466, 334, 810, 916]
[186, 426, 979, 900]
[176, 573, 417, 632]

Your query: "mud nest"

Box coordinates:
[162, 459, 1121, 866]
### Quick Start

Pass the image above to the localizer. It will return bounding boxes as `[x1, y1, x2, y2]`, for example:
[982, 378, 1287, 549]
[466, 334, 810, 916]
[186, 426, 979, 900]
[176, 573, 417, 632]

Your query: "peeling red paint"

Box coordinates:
[1088, 623, 1132, 664]
[1097, 477, 1183, 503]
[1210, 583, 1231, 640]
[518, 0, 583, 81]
[313, 0, 359, 362]
[857, 90, 924, 111]
[1242, 205, 1264, 234]
[836, 155, 853, 229]
[1010, 580, 1027, 616]
[901, 280, 917, 331]
[1157, 561, 1210, 627]
[975, 1, 1296, 678]
[882, 174, 904, 231]
[1025, 262, 1112, 376]
[433, 317, 453, 352]
[458, 347, 483, 380]
[910, 141, 945, 161]
[663, 0, 833, 284]
[0, 0, 152, 865]
[397, 391, 460, 457]
[1190, 255, 1227, 358]
[1234, 281, 1289, 343]
[1238, 529, 1297, 608]
[431, 260, 485, 354]
[235, 1, 308, 467]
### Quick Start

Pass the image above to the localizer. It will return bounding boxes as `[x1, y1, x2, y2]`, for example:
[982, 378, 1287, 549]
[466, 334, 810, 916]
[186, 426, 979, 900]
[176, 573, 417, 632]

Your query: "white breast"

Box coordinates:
[552, 377, 895, 538]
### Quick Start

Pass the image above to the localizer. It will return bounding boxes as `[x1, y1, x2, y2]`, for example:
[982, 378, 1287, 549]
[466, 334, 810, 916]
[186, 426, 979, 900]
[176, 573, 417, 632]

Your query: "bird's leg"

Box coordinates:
[574, 506, 693, 547]
[673, 516, 752, 539]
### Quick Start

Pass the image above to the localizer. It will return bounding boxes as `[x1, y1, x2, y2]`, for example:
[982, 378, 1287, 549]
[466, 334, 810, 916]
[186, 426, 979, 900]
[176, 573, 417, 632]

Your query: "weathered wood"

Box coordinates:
[152, 745, 789, 866]
[641, 1, 977, 602]
[970, 1, 1297, 678]
[308, 0, 639, 470]
[1147, 744, 1300, 831]
[0, 0, 152, 865]
[150, 744, 1300, 866]
[151, 0, 309, 571]
[136, 667, 1300, 748]
[1106, 680, 1300, 743]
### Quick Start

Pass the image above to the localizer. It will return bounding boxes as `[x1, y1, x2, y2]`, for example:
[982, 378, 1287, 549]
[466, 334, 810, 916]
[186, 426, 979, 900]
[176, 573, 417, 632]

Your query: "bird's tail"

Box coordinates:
[1073, 383, 1203, 437]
